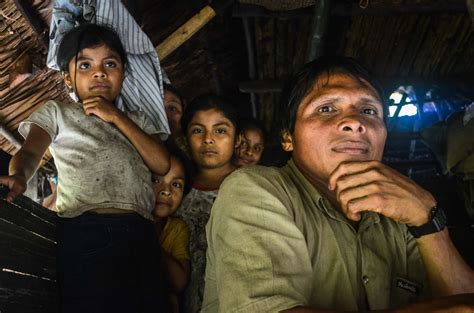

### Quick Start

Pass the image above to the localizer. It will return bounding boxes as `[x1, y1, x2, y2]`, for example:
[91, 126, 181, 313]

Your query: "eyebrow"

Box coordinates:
[189, 121, 232, 128]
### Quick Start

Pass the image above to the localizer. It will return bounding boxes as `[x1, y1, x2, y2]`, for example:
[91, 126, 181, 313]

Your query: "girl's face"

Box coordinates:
[187, 108, 237, 170]
[64, 44, 124, 102]
[164, 90, 183, 136]
[236, 128, 265, 166]
[152, 157, 186, 219]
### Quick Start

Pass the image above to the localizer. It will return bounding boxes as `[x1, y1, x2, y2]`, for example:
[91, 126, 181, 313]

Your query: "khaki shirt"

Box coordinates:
[202, 160, 428, 312]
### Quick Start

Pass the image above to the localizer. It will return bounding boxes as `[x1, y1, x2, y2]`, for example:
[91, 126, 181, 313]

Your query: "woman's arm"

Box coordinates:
[0, 124, 51, 201]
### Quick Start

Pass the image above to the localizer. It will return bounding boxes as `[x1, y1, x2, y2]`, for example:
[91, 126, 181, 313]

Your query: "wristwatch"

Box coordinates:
[407, 206, 447, 238]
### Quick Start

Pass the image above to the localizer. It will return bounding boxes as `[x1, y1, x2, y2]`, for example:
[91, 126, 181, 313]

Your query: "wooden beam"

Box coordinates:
[239, 76, 474, 96]
[468, 0, 474, 25]
[307, 0, 331, 61]
[232, 2, 467, 19]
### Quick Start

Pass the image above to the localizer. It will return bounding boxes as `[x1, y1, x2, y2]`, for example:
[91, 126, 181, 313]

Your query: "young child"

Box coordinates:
[174, 94, 239, 313]
[0, 24, 170, 313]
[235, 118, 266, 167]
[152, 143, 192, 313]
[163, 84, 189, 156]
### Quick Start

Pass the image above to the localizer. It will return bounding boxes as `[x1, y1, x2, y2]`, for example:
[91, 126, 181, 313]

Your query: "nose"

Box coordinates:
[203, 132, 215, 145]
[338, 115, 366, 134]
[160, 189, 171, 197]
[243, 146, 253, 156]
[93, 66, 107, 79]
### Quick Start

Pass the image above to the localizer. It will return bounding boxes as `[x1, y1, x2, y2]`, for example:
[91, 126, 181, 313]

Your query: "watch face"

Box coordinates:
[432, 206, 447, 231]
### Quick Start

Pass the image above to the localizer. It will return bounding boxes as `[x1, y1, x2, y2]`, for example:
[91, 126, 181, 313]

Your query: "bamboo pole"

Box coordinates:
[156, 6, 216, 60]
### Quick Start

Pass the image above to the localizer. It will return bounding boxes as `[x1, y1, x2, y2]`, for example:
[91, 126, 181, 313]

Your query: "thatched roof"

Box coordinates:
[1, 0, 473, 154]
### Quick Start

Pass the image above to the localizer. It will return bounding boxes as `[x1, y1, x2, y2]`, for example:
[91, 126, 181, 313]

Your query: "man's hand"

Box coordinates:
[82, 96, 121, 123]
[327, 160, 436, 226]
[0, 175, 27, 202]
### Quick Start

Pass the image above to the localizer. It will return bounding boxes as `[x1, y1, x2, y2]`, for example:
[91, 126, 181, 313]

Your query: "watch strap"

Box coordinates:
[407, 206, 447, 238]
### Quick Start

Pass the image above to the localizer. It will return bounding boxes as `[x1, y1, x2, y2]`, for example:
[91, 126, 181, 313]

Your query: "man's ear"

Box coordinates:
[62, 72, 72, 89]
[281, 129, 294, 152]
[234, 133, 243, 149]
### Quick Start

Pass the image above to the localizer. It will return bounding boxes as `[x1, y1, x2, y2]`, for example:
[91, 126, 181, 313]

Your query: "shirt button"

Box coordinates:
[362, 275, 369, 284]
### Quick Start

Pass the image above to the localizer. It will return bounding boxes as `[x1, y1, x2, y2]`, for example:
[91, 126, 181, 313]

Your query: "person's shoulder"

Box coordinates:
[167, 216, 188, 231]
[227, 165, 285, 182]
[220, 165, 295, 200]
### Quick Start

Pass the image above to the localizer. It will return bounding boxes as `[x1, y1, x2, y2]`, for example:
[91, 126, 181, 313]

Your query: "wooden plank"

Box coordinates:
[0, 271, 58, 313]
[0, 185, 58, 226]
[156, 6, 216, 60]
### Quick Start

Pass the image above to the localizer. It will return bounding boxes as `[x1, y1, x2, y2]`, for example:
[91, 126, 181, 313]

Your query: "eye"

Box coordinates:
[167, 106, 177, 112]
[78, 62, 90, 70]
[362, 107, 378, 115]
[318, 105, 335, 113]
[151, 176, 161, 184]
[104, 61, 117, 68]
[240, 141, 248, 148]
[215, 128, 226, 134]
[254, 145, 262, 152]
[190, 127, 202, 135]
[172, 181, 183, 189]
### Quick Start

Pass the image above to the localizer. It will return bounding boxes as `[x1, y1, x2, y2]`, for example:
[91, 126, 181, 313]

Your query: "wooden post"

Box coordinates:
[156, 6, 216, 60]
[468, 0, 474, 25]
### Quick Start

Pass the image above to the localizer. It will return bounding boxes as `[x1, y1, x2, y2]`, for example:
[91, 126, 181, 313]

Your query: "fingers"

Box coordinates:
[328, 160, 381, 191]
[0, 176, 26, 202]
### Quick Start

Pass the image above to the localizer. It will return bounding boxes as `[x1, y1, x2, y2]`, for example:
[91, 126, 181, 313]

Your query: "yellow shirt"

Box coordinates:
[160, 217, 190, 261]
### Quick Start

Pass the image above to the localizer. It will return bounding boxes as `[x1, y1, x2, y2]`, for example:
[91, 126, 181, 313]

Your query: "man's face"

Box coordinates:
[283, 73, 387, 186]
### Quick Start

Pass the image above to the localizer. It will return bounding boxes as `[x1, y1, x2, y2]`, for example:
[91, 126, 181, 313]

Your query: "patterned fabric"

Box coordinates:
[47, 0, 170, 138]
[174, 187, 218, 313]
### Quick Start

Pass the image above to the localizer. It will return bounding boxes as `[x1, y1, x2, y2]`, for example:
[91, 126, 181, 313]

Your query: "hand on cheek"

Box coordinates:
[82, 96, 120, 123]
[327, 160, 436, 226]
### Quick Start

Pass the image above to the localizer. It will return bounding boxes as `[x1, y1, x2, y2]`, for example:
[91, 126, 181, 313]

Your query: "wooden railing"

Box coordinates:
[0, 185, 58, 313]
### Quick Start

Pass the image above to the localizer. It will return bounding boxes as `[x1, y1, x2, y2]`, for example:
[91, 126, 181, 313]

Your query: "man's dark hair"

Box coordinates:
[181, 94, 239, 135]
[279, 55, 387, 135]
[57, 23, 128, 72]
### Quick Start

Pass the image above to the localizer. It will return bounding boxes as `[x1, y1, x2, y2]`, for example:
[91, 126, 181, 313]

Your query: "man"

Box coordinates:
[201, 56, 474, 312]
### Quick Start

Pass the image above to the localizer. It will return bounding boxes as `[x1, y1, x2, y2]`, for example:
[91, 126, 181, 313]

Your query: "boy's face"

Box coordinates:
[235, 128, 265, 166]
[64, 44, 124, 102]
[152, 157, 186, 219]
[187, 108, 237, 170]
[164, 90, 183, 136]
[282, 73, 387, 187]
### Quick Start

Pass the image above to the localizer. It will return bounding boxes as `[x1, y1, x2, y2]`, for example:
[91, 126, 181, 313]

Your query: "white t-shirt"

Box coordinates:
[19, 100, 158, 220]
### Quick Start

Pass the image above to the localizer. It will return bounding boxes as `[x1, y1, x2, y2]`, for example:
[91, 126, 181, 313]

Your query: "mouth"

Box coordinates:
[239, 157, 254, 165]
[201, 149, 218, 156]
[331, 140, 370, 155]
[89, 83, 110, 91]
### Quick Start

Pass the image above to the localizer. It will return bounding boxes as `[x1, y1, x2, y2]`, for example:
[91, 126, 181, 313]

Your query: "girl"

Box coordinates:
[163, 84, 189, 156]
[152, 143, 193, 313]
[0, 24, 170, 313]
[174, 94, 239, 313]
[235, 118, 266, 167]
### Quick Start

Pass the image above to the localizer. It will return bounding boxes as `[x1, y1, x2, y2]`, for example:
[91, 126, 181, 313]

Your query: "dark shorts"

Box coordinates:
[57, 211, 169, 313]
